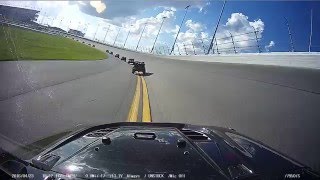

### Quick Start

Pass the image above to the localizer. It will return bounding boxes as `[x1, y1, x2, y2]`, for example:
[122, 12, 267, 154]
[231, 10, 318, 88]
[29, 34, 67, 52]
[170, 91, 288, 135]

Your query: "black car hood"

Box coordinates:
[51, 126, 225, 179]
[1, 122, 319, 179]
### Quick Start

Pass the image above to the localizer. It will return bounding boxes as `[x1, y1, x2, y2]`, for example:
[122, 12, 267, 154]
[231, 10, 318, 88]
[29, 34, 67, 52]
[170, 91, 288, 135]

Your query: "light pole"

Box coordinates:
[93, 24, 100, 41]
[309, 9, 313, 52]
[170, 5, 191, 55]
[284, 17, 295, 52]
[136, 22, 148, 51]
[103, 25, 111, 43]
[123, 25, 133, 48]
[113, 27, 121, 46]
[151, 17, 167, 53]
[207, 0, 226, 54]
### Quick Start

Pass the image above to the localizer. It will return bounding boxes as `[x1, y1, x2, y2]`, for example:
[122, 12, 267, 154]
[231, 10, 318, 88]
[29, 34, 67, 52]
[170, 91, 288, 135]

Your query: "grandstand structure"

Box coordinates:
[0, 5, 39, 23]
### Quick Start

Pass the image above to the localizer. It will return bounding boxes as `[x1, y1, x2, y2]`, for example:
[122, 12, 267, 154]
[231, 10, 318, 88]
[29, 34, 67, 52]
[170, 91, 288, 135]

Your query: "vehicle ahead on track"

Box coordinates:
[115, 54, 120, 58]
[128, 58, 135, 65]
[121, 56, 126, 62]
[132, 61, 146, 74]
[0, 122, 318, 180]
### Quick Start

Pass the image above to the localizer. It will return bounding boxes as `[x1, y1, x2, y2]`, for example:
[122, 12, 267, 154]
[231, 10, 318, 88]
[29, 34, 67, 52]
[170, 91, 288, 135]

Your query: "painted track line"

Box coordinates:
[127, 76, 141, 122]
[141, 76, 152, 122]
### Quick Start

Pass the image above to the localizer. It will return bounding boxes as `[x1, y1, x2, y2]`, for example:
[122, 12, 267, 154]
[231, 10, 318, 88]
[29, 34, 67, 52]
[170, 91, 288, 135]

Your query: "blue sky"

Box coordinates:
[132, 1, 319, 53]
[217, 1, 319, 52]
[2, 1, 319, 53]
[156, 0, 319, 53]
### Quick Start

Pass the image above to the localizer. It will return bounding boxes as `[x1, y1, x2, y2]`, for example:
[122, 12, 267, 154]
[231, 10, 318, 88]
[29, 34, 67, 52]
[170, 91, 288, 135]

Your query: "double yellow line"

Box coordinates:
[127, 76, 152, 122]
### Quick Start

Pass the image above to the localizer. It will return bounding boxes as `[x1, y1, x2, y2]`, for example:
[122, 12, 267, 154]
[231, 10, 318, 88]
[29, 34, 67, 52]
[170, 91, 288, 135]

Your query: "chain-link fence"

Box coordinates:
[1, 12, 318, 55]
[154, 30, 263, 55]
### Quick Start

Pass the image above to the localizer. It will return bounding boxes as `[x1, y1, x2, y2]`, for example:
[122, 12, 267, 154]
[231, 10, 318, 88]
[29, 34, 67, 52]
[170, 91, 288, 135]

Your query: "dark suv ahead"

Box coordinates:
[115, 54, 120, 58]
[132, 62, 146, 74]
[121, 57, 126, 62]
[128, 58, 134, 65]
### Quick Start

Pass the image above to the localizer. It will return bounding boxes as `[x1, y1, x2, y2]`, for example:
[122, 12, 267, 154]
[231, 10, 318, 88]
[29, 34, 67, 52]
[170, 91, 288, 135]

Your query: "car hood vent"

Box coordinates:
[85, 128, 117, 138]
[180, 129, 210, 141]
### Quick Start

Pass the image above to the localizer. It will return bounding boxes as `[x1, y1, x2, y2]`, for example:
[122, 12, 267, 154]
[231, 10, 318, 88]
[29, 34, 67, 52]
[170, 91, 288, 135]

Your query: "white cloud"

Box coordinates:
[224, 13, 264, 34]
[122, 9, 176, 38]
[172, 12, 265, 55]
[213, 13, 265, 53]
[174, 20, 207, 55]
[156, 8, 176, 19]
[201, 32, 209, 39]
[78, 1, 206, 20]
[198, 1, 210, 14]
[165, 25, 179, 34]
[104, 9, 180, 51]
[265, 41, 275, 52]
[185, 19, 204, 32]
[89, 1, 106, 14]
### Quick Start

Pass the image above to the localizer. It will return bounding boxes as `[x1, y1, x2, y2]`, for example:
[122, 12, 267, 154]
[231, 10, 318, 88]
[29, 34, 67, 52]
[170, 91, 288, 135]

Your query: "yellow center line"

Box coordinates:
[141, 76, 152, 122]
[127, 76, 141, 122]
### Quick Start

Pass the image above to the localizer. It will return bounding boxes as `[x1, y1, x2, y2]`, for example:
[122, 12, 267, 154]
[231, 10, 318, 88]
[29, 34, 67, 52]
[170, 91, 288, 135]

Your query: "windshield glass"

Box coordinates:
[0, 0, 319, 177]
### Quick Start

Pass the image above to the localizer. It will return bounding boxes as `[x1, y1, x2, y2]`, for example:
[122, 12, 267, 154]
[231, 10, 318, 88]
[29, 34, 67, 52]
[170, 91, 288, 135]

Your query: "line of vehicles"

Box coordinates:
[106, 50, 146, 75]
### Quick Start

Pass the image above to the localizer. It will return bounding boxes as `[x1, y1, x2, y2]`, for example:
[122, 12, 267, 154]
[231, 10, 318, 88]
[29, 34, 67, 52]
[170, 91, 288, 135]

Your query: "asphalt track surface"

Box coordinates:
[0, 38, 320, 172]
[92, 40, 320, 171]
[0, 59, 135, 149]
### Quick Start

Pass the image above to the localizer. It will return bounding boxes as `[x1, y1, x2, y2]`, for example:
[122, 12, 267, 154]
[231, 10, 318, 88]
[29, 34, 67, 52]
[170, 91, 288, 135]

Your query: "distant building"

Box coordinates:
[68, 29, 85, 37]
[0, 5, 39, 23]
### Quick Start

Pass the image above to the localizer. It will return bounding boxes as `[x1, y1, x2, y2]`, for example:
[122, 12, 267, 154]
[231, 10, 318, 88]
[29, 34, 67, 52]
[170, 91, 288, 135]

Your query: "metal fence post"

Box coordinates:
[215, 38, 220, 54]
[192, 42, 196, 55]
[229, 32, 237, 54]
[176, 44, 181, 55]
[158, 47, 161, 54]
[211, 43, 215, 54]
[201, 39, 206, 54]
[162, 46, 166, 55]
[252, 26, 261, 53]
[113, 28, 121, 46]
[183, 43, 188, 55]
